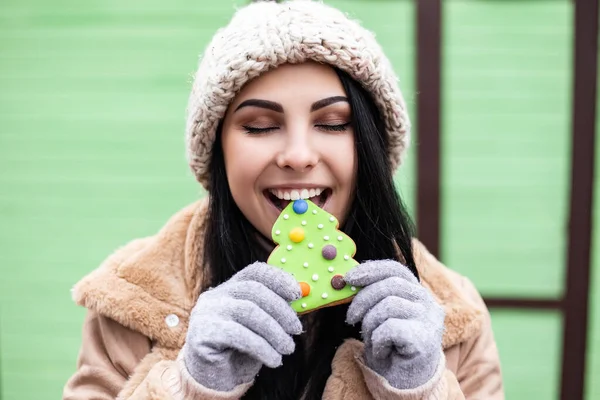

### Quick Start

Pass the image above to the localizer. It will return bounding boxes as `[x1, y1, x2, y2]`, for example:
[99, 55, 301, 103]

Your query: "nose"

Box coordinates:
[275, 131, 319, 172]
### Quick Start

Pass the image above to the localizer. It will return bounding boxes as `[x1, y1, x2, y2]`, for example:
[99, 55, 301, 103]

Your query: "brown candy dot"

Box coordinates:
[331, 275, 346, 290]
[322, 244, 337, 260]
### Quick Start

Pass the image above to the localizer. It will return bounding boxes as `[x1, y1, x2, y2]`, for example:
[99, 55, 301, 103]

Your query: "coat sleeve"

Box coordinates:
[453, 277, 504, 399]
[63, 311, 252, 400]
[63, 311, 152, 399]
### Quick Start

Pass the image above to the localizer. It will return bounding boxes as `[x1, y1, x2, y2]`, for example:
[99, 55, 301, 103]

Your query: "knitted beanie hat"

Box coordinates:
[186, 0, 410, 188]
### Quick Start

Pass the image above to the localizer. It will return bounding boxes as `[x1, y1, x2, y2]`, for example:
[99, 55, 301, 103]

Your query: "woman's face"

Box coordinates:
[221, 62, 357, 239]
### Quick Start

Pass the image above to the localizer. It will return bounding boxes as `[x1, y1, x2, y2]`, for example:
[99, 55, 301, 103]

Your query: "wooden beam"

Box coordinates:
[416, 0, 442, 258]
[484, 297, 563, 310]
[560, 0, 598, 398]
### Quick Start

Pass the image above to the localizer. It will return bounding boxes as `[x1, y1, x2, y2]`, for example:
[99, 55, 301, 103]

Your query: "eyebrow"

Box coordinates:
[235, 99, 283, 113]
[310, 96, 348, 112]
[234, 96, 348, 113]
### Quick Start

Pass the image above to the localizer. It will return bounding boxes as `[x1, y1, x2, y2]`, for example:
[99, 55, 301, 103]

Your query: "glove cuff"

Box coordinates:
[180, 345, 254, 395]
[357, 350, 447, 399]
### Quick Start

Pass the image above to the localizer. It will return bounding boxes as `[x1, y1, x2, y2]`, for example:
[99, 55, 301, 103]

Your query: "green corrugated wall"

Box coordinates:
[0, 1, 597, 399]
[441, 2, 571, 399]
[586, 59, 600, 400]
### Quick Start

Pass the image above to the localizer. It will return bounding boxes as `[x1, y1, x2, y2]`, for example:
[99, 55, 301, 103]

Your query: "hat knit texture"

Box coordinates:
[186, 0, 411, 188]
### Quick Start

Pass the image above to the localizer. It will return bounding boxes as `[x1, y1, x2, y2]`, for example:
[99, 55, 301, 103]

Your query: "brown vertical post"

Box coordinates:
[416, 0, 442, 258]
[560, 0, 598, 398]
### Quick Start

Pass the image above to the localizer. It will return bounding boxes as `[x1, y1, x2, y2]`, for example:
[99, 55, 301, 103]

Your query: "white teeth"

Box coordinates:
[269, 187, 327, 200]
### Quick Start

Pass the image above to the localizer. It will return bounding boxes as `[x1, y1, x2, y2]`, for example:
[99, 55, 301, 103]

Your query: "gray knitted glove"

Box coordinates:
[183, 262, 303, 392]
[345, 260, 445, 390]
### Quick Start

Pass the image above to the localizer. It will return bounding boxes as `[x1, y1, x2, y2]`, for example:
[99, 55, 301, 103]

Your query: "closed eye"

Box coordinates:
[316, 123, 350, 132]
[243, 126, 278, 134]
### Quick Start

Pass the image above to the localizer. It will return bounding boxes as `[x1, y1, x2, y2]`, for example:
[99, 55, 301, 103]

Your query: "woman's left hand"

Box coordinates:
[344, 260, 445, 390]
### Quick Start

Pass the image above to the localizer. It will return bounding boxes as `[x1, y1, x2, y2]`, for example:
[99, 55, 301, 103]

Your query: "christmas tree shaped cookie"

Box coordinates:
[267, 199, 360, 314]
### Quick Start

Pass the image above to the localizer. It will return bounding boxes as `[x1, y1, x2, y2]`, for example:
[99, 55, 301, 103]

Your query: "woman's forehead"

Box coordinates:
[229, 63, 346, 107]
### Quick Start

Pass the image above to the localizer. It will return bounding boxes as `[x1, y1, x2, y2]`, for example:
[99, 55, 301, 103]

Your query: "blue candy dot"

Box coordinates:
[293, 199, 308, 214]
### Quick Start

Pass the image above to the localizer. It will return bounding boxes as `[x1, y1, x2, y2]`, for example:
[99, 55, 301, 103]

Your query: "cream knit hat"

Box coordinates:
[186, 0, 410, 188]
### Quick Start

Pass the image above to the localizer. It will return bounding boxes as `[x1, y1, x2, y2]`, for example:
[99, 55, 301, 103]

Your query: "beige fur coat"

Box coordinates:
[63, 199, 503, 399]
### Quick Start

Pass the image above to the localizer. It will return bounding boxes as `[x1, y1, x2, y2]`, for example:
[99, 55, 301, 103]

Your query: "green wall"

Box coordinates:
[585, 60, 600, 400]
[0, 1, 595, 399]
[441, 2, 572, 399]
[0, 0, 228, 396]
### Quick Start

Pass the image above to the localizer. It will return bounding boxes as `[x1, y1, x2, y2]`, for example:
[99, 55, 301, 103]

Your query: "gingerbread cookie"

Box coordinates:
[267, 199, 360, 314]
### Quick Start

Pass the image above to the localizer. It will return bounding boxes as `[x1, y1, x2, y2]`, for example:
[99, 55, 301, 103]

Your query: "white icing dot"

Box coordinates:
[318, 224, 324, 229]
[322, 293, 328, 299]
[287, 245, 293, 251]
[312, 210, 317, 214]
[324, 235, 330, 241]
[308, 243, 314, 249]
[312, 274, 319, 281]
[351, 286, 357, 291]
[281, 258, 286, 263]
[301, 220, 307, 226]
[303, 262, 309, 268]
[283, 214, 289, 220]
[328, 266, 334, 272]
[337, 236, 343, 241]
[301, 303, 307, 308]
[329, 217, 335, 222]
[275, 230, 281, 235]
[344, 255, 349, 260]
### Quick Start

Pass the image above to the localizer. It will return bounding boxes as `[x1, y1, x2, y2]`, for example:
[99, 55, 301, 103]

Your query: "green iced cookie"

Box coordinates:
[267, 199, 360, 313]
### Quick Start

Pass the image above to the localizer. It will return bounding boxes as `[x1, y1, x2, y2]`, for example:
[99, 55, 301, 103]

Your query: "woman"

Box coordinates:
[64, 1, 503, 399]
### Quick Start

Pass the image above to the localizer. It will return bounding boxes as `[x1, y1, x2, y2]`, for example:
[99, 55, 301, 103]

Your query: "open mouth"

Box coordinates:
[264, 187, 332, 211]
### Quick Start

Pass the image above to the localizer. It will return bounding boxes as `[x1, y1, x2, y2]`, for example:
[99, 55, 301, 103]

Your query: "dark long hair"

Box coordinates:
[202, 67, 418, 399]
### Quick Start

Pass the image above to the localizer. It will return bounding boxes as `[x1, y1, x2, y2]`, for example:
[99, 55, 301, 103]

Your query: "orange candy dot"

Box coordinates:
[289, 227, 305, 243]
[299, 282, 311, 297]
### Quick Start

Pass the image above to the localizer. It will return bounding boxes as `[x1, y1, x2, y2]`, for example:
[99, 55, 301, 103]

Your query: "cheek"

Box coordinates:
[222, 135, 269, 193]
[327, 134, 357, 186]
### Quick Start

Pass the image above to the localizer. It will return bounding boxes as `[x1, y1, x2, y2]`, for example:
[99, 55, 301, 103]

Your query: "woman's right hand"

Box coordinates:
[183, 261, 303, 392]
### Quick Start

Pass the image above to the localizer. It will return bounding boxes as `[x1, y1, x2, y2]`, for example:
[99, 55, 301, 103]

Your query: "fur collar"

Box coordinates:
[72, 199, 484, 350]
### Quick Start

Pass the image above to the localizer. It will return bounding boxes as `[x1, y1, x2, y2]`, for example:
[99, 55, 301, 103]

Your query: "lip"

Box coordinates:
[265, 193, 284, 220]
